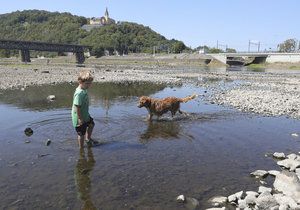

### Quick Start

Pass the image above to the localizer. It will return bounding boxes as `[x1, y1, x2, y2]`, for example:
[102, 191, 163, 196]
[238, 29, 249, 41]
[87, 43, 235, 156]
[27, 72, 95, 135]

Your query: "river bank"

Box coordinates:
[1, 55, 300, 120]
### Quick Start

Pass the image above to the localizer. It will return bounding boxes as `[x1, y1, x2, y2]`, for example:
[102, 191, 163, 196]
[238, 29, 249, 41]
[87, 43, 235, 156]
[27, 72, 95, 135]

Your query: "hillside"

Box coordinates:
[0, 10, 187, 57]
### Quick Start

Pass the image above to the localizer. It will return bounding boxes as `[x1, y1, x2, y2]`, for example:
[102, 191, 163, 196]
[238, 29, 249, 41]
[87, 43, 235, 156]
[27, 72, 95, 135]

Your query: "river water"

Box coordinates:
[1, 79, 300, 209]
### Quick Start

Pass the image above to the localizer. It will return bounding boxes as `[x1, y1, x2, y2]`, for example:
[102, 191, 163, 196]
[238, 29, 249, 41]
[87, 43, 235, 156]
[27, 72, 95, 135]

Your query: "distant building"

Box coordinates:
[198, 47, 207, 54]
[81, 7, 116, 32]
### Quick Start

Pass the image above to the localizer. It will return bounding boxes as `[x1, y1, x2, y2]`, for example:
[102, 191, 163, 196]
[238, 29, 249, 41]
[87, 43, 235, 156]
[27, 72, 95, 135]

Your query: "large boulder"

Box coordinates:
[273, 171, 300, 203]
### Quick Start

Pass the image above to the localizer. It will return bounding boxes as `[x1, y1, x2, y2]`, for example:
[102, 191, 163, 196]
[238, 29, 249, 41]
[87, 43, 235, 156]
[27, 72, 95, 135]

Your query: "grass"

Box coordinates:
[247, 63, 266, 69]
[289, 65, 300, 70]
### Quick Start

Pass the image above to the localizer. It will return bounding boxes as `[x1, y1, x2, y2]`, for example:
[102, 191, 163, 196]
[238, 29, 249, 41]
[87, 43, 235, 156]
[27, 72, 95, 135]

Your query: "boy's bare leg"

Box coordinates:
[78, 135, 85, 149]
[86, 123, 94, 140]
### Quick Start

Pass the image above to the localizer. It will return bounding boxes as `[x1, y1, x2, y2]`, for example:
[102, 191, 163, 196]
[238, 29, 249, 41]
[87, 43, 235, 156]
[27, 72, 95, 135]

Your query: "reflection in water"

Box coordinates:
[140, 121, 181, 143]
[0, 82, 167, 111]
[74, 148, 96, 210]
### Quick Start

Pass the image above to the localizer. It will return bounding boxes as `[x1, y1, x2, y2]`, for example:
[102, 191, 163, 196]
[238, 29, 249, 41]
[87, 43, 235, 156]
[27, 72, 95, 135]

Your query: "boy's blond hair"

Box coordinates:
[78, 70, 94, 82]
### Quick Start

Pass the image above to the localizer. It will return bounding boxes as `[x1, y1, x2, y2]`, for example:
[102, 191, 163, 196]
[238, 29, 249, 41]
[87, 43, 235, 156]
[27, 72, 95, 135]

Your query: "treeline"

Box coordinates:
[0, 10, 187, 57]
[81, 22, 187, 56]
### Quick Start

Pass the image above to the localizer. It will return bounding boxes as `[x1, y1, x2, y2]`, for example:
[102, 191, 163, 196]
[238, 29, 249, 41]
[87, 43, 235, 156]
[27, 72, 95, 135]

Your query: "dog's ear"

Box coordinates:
[145, 97, 151, 104]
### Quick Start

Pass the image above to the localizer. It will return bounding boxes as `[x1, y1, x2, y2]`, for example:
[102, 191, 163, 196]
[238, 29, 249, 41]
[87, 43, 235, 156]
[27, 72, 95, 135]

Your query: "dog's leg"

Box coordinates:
[171, 111, 176, 117]
[147, 114, 153, 121]
[179, 110, 188, 115]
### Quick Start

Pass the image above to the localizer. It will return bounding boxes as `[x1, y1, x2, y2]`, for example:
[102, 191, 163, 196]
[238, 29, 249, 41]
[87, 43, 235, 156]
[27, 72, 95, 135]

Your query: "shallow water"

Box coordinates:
[1, 82, 300, 209]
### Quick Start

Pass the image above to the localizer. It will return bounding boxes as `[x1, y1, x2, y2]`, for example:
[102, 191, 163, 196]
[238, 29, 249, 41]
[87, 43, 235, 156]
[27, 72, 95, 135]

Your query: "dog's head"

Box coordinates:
[137, 96, 151, 108]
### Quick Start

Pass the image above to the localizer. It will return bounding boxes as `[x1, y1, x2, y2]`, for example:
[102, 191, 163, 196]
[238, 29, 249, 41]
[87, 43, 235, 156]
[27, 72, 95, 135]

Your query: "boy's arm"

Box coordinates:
[75, 105, 83, 125]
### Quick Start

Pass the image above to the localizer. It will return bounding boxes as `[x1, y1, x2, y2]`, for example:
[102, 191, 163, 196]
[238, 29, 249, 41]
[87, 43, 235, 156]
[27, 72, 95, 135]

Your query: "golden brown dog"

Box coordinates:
[137, 94, 197, 121]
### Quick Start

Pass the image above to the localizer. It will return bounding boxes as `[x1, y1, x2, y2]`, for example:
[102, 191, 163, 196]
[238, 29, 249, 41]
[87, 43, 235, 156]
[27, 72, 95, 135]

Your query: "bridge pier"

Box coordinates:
[75, 52, 85, 64]
[19, 50, 31, 63]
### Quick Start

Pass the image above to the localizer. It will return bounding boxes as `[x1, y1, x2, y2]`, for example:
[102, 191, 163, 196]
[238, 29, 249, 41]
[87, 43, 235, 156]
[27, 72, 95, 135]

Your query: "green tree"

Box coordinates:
[278, 39, 297, 52]
[208, 48, 224, 53]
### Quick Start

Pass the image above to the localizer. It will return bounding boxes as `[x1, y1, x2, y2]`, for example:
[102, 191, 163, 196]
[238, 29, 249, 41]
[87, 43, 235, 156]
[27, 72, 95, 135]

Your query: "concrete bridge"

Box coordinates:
[0, 39, 91, 64]
[208, 52, 300, 65]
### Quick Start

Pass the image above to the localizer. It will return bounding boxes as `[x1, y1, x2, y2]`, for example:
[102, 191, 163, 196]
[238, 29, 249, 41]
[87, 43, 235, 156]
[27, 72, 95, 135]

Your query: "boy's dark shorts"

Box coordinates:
[75, 117, 95, 136]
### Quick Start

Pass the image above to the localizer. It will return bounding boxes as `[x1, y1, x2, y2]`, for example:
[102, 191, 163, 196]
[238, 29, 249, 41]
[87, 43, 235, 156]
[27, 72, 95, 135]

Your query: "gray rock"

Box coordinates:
[246, 191, 259, 197]
[45, 139, 51, 146]
[205, 208, 225, 210]
[273, 152, 286, 159]
[278, 204, 288, 210]
[273, 193, 298, 209]
[287, 153, 298, 160]
[251, 170, 269, 178]
[185, 197, 199, 210]
[47, 95, 56, 101]
[291, 133, 299, 137]
[258, 186, 272, 194]
[277, 158, 300, 171]
[228, 191, 243, 203]
[237, 199, 248, 209]
[256, 191, 278, 209]
[268, 170, 281, 177]
[244, 194, 257, 205]
[209, 196, 227, 206]
[24, 127, 33, 137]
[176, 194, 185, 203]
[273, 171, 300, 203]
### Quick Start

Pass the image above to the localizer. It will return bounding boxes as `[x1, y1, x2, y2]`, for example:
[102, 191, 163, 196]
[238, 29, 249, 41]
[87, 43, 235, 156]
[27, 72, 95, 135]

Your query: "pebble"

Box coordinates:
[176, 194, 185, 203]
[45, 139, 51, 146]
[24, 127, 33, 137]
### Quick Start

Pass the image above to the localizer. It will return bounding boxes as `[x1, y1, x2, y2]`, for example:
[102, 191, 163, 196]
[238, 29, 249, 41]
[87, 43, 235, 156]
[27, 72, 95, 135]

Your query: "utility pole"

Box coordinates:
[258, 42, 260, 52]
[248, 40, 250, 52]
[153, 46, 156, 56]
[217, 40, 219, 49]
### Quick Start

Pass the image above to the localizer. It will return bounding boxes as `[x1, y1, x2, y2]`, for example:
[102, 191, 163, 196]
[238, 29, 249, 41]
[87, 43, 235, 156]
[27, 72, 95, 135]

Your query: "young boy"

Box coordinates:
[72, 70, 98, 148]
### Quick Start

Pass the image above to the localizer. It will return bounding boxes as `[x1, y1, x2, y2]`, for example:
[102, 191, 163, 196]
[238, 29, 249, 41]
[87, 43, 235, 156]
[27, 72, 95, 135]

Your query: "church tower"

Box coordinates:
[104, 7, 109, 21]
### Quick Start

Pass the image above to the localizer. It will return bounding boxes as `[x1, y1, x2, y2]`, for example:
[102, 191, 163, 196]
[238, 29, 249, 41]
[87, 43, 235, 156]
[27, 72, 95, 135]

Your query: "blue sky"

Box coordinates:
[1, 0, 300, 51]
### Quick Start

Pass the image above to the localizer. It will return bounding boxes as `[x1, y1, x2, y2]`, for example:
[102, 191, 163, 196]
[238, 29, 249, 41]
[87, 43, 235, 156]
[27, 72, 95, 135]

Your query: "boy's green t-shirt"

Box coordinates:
[72, 87, 90, 127]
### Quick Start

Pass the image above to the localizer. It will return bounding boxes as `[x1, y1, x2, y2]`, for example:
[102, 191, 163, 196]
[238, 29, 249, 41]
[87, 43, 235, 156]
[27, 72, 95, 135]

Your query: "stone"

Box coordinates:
[46, 139, 51, 146]
[268, 170, 280, 177]
[24, 127, 33, 137]
[228, 191, 243, 203]
[246, 191, 259, 197]
[291, 133, 299, 137]
[277, 158, 300, 171]
[256, 191, 278, 209]
[258, 186, 272, 194]
[273, 152, 286, 159]
[250, 170, 269, 178]
[287, 153, 298, 160]
[185, 197, 199, 210]
[244, 194, 257, 205]
[176, 194, 185, 203]
[237, 199, 247, 209]
[273, 171, 300, 203]
[47, 95, 56, 101]
[273, 193, 298, 209]
[209, 196, 227, 206]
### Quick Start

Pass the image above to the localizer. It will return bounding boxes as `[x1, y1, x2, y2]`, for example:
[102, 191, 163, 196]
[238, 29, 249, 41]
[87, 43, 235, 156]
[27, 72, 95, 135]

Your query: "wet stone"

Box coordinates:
[24, 127, 33, 137]
[47, 95, 56, 101]
[45, 139, 51, 146]
[176, 194, 185, 203]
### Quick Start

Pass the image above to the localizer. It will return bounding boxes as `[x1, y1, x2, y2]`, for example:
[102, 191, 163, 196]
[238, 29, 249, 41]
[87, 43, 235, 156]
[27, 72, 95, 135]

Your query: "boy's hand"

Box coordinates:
[78, 118, 83, 125]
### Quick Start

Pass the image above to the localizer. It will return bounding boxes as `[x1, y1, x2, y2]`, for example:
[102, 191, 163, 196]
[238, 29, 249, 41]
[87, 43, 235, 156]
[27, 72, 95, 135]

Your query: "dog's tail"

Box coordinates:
[180, 93, 198, 103]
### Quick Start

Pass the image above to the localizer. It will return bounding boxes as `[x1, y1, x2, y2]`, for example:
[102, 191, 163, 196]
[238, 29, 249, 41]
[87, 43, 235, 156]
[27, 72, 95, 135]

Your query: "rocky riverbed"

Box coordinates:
[1, 56, 300, 120]
[206, 151, 300, 209]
